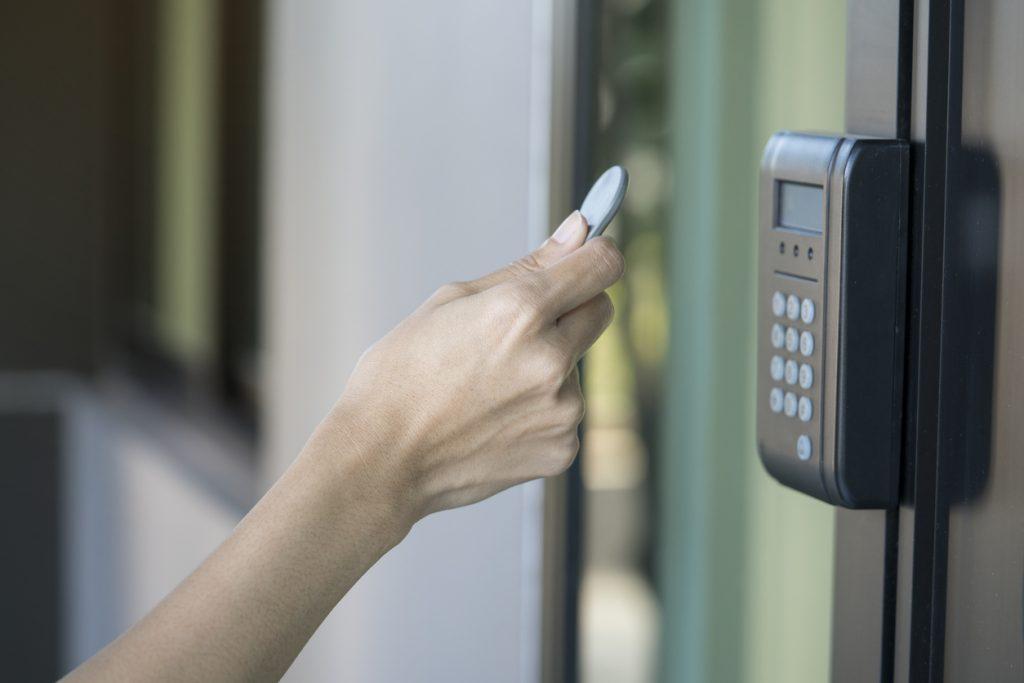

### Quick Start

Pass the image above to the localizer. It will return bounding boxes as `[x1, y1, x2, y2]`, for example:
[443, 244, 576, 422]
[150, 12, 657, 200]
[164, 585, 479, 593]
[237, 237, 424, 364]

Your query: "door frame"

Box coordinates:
[833, 1, 967, 681]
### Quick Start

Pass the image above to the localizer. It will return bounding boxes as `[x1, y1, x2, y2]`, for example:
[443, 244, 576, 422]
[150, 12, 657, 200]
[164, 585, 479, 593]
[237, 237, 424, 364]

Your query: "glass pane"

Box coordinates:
[579, 0, 668, 680]
[580, 1, 846, 681]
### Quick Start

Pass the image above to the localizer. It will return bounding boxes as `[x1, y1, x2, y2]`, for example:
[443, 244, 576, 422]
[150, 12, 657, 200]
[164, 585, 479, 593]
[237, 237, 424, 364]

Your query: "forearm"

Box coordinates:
[66, 408, 412, 682]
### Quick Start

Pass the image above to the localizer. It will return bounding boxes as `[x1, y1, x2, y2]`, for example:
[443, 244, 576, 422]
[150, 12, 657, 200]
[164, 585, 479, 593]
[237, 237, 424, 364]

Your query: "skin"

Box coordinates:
[64, 211, 623, 682]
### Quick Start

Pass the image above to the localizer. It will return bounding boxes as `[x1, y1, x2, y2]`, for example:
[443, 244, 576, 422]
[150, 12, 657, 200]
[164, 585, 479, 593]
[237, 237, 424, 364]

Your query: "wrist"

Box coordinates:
[299, 401, 422, 548]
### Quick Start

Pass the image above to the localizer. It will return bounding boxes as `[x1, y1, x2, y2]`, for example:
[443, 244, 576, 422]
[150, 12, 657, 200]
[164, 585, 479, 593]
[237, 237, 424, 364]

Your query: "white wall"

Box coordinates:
[263, 1, 561, 681]
[56, 377, 246, 672]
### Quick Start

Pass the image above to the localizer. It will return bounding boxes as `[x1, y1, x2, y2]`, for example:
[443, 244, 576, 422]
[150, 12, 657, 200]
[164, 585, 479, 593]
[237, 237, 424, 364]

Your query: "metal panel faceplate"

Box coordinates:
[757, 131, 843, 502]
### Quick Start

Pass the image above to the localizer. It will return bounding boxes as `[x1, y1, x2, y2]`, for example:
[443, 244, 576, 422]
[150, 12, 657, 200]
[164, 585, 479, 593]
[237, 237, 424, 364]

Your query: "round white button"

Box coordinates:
[784, 359, 798, 385]
[799, 330, 814, 357]
[786, 294, 800, 320]
[797, 435, 812, 461]
[769, 388, 783, 413]
[800, 298, 815, 324]
[798, 396, 813, 422]
[770, 355, 784, 381]
[783, 392, 798, 417]
[772, 292, 786, 317]
[785, 327, 799, 353]
[771, 323, 784, 349]
[799, 363, 813, 389]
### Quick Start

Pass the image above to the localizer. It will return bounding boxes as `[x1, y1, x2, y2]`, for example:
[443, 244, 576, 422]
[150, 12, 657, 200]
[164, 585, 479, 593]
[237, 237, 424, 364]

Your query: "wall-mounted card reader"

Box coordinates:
[756, 132, 908, 508]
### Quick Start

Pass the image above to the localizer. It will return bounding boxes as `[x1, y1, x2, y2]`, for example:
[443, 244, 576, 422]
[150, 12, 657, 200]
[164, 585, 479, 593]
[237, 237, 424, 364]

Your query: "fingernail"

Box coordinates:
[551, 211, 586, 243]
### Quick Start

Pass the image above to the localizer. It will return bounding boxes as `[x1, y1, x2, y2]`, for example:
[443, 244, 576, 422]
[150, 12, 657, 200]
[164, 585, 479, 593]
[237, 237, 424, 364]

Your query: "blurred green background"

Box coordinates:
[580, 0, 845, 681]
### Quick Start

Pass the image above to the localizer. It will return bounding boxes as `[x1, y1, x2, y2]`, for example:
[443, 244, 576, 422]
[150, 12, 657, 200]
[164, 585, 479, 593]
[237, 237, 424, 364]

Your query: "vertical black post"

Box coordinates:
[899, 0, 964, 680]
[565, 1, 602, 680]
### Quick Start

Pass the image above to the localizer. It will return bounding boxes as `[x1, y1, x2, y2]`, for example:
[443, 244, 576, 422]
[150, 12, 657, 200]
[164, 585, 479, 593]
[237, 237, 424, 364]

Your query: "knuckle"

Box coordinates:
[433, 281, 472, 303]
[534, 346, 571, 388]
[540, 436, 580, 477]
[567, 395, 586, 426]
[515, 252, 544, 274]
[494, 282, 544, 324]
[590, 238, 625, 281]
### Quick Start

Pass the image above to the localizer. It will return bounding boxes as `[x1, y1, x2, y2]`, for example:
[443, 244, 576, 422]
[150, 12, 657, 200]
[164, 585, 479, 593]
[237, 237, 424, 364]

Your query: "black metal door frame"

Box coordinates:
[833, 1, 968, 681]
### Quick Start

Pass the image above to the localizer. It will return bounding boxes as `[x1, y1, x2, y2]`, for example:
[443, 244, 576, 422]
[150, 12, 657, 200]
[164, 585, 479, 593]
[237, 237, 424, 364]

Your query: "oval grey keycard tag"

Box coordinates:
[580, 165, 629, 241]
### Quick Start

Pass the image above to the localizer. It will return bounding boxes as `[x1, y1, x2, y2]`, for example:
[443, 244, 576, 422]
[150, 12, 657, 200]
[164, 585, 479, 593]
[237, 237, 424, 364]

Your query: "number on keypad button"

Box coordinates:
[785, 327, 799, 353]
[783, 392, 798, 417]
[786, 294, 800, 320]
[800, 298, 815, 324]
[799, 330, 814, 357]
[798, 363, 813, 389]
[772, 292, 786, 317]
[798, 396, 813, 422]
[770, 355, 784, 382]
[784, 359, 798, 385]
[769, 388, 783, 413]
[797, 435, 812, 461]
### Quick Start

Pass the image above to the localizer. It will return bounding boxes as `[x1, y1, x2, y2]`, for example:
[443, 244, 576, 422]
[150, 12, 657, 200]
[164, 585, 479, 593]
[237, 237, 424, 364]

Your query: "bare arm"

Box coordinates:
[65, 212, 623, 682]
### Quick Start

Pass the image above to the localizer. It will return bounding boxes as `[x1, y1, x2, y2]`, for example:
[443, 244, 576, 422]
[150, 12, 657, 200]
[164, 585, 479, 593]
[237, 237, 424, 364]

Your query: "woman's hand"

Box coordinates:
[311, 210, 624, 528]
[64, 211, 622, 683]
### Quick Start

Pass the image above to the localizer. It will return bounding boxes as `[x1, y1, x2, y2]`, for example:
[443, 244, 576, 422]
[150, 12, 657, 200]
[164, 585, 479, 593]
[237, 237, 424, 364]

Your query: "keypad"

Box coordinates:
[768, 289, 818, 446]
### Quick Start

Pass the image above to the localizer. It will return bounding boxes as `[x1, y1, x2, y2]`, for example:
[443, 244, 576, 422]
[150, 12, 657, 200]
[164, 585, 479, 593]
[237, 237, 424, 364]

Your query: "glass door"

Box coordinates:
[575, 1, 847, 681]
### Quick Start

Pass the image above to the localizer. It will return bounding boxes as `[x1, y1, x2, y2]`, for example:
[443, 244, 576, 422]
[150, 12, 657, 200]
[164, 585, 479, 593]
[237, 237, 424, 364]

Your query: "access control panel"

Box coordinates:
[757, 132, 908, 508]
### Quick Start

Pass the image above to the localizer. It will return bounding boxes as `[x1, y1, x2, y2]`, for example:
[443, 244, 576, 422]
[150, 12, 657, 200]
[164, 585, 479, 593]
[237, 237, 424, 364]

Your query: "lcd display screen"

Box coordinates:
[777, 182, 824, 233]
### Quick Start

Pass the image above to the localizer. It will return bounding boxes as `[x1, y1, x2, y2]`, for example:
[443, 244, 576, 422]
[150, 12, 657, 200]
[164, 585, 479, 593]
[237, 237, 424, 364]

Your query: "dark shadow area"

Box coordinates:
[942, 143, 999, 507]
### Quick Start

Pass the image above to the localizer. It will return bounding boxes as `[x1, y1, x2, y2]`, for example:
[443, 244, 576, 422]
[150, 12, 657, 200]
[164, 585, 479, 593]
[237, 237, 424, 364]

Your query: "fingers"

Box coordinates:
[464, 211, 588, 293]
[530, 237, 624, 318]
[555, 292, 614, 360]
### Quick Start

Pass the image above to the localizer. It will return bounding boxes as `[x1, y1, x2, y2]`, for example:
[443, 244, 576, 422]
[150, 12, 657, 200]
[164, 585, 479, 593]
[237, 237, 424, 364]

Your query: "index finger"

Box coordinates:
[531, 237, 624, 317]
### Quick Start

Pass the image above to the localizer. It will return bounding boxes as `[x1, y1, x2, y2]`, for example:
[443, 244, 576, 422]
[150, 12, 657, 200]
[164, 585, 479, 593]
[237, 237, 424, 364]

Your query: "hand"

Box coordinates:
[64, 211, 623, 683]
[317, 211, 624, 526]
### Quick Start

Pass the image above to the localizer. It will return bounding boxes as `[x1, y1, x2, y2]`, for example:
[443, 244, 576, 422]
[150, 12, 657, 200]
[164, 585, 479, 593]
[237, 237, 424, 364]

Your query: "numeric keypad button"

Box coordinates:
[797, 435, 812, 461]
[769, 388, 783, 413]
[799, 363, 813, 389]
[783, 391, 798, 417]
[770, 355, 784, 382]
[772, 292, 786, 317]
[784, 359, 798, 385]
[798, 396, 813, 422]
[800, 298, 815, 324]
[771, 323, 784, 349]
[785, 327, 799, 353]
[786, 294, 800, 320]
[799, 330, 814, 357]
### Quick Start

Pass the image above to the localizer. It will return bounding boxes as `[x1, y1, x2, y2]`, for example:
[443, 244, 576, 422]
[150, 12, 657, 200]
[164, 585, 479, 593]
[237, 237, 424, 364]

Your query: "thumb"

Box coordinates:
[464, 211, 588, 293]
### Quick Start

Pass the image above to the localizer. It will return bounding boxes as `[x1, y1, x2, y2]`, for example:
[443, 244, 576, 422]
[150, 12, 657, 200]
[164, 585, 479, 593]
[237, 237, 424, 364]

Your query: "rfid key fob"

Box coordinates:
[580, 165, 629, 240]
